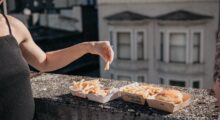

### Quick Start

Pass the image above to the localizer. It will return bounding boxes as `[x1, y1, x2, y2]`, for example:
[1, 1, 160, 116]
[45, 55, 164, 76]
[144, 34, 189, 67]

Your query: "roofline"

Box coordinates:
[157, 19, 211, 26]
[104, 10, 214, 22]
[106, 20, 152, 25]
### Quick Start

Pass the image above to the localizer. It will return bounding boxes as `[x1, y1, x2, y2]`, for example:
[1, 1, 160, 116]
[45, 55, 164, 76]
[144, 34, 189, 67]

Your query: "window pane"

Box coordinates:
[118, 45, 131, 59]
[193, 47, 199, 63]
[193, 33, 201, 46]
[109, 31, 113, 45]
[117, 32, 130, 44]
[117, 32, 131, 60]
[160, 32, 164, 61]
[137, 76, 145, 82]
[170, 46, 186, 63]
[137, 32, 144, 60]
[193, 81, 200, 88]
[138, 45, 144, 60]
[118, 75, 131, 81]
[110, 74, 114, 79]
[193, 32, 201, 63]
[170, 33, 186, 63]
[170, 33, 186, 46]
[160, 78, 164, 84]
[169, 80, 185, 87]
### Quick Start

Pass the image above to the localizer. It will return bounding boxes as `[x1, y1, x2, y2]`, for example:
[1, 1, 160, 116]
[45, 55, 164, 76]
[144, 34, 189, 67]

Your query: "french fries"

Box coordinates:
[122, 84, 162, 99]
[104, 61, 110, 71]
[71, 79, 112, 96]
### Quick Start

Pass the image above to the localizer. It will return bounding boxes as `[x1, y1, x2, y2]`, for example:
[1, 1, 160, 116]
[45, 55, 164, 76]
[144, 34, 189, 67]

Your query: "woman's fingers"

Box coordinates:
[101, 41, 114, 70]
[104, 42, 114, 63]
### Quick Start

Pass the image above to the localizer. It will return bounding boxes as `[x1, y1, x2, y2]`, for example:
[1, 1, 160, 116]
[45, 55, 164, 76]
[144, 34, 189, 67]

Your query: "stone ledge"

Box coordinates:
[30, 72, 218, 120]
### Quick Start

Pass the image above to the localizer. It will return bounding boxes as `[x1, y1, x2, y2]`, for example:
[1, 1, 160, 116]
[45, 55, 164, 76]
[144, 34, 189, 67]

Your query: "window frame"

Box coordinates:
[111, 28, 133, 60]
[159, 31, 165, 61]
[116, 74, 132, 81]
[159, 77, 203, 88]
[191, 79, 203, 88]
[167, 30, 189, 64]
[134, 29, 147, 60]
[109, 27, 147, 61]
[160, 28, 204, 64]
[191, 30, 204, 64]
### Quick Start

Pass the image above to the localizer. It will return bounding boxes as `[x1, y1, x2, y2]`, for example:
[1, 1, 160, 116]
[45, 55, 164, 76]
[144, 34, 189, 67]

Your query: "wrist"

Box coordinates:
[82, 42, 95, 54]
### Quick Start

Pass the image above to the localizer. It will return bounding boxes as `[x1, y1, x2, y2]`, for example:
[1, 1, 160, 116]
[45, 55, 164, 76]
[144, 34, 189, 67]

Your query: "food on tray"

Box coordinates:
[95, 88, 112, 96]
[71, 79, 112, 96]
[104, 61, 110, 71]
[140, 85, 163, 96]
[155, 89, 183, 104]
[122, 84, 162, 99]
[123, 86, 149, 99]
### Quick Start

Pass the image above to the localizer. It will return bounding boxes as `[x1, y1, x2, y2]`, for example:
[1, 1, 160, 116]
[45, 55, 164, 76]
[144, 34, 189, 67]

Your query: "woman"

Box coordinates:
[0, 0, 114, 120]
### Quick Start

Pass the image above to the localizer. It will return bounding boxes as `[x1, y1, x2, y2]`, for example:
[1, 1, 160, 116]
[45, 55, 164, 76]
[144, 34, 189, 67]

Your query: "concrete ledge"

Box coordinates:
[30, 72, 218, 120]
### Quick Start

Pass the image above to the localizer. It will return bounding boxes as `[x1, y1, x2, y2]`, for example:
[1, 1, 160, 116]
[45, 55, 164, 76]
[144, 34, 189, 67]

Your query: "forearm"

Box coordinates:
[40, 42, 93, 72]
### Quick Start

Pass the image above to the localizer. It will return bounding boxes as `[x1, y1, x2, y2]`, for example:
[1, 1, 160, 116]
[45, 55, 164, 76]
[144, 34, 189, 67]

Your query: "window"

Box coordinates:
[117, 32, 131, 60]
[160, 78, 164, 84]
[110, 74, 114, 79]
[170, 33, 186, 63]
[193, 81, 200, 88]
[109, 31, 113, 45]
[193, 32, 201, 64]
[160, 32, 164, 61]
[169, 80, 185, 87]
[137, 76, 145, 82]
[137, 32, 144, 60]
[118, 75, 131, 81]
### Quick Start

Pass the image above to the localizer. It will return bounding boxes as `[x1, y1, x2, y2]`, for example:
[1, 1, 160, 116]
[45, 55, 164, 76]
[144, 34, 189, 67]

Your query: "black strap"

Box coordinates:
[3, 14, 12, 35]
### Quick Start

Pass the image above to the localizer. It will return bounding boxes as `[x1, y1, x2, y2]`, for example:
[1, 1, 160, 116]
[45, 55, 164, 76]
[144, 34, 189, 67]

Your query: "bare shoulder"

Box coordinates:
[5, 15, 31, 43]
[6, 15, 28, 31]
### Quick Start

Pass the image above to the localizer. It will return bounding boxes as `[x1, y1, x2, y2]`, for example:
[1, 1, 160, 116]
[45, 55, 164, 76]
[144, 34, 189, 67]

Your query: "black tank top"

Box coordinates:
[0, 14, 34, 120]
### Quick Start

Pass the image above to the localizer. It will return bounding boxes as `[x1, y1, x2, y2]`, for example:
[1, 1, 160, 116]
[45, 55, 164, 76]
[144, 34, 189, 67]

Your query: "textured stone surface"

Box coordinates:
[31, 72, 219, 120]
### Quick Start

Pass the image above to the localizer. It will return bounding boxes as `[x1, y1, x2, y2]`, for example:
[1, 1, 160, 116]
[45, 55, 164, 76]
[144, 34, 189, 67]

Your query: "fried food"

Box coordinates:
[104, 61, 110, 71]
[122, 84, 162, 99]
[140, 85, 162, 96]
[71, 79, 112, 96]
[155, 89, 183, 104]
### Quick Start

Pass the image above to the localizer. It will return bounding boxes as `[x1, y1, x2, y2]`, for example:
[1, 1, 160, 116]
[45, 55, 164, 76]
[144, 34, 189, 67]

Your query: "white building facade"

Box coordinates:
[98, 0, 219, 88]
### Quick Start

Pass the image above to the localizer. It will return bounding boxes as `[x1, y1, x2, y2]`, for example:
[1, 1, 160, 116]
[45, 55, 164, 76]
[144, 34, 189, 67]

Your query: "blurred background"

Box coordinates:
[3, 0, 220, 89]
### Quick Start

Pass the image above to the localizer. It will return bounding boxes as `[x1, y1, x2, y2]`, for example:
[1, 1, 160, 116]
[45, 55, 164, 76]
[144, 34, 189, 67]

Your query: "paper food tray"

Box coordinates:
[147, 93, 192, 113]
[87, 88, 120, 103]
[119, 82, 139, 91]
[121, 92, 146, 105]
[120, 82, 146, 105]
[69, 86, 87, 98]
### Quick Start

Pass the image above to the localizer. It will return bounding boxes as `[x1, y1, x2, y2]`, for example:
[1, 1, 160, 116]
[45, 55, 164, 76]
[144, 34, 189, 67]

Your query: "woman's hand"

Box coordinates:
[88, 41, 114, 69]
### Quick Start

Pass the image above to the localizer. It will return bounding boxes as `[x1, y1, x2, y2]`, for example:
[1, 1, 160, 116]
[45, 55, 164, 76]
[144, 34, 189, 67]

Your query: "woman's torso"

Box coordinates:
[0, 14, 34, 120]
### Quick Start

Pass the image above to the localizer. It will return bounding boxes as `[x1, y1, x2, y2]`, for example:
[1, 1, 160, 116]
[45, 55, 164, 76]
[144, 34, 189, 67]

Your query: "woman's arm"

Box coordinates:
[9, 16, 114, 72]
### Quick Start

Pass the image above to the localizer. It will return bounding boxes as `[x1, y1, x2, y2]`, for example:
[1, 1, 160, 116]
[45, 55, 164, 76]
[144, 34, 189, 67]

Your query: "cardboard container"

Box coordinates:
[121, 92, 146, 105]
[147, 93, 192, 113]
[87, 88, 120, 103]
[120, 83, 146, 105]
[69, 86, 87, 98]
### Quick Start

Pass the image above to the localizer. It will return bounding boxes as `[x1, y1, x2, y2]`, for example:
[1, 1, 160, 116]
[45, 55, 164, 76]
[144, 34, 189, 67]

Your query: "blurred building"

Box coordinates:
[98, 0, 219, 88]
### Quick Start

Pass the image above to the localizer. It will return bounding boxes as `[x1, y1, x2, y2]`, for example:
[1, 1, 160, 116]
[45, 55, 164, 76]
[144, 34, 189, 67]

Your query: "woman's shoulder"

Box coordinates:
[6, 15, 27, 29]
[5, 15, 31, 43]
